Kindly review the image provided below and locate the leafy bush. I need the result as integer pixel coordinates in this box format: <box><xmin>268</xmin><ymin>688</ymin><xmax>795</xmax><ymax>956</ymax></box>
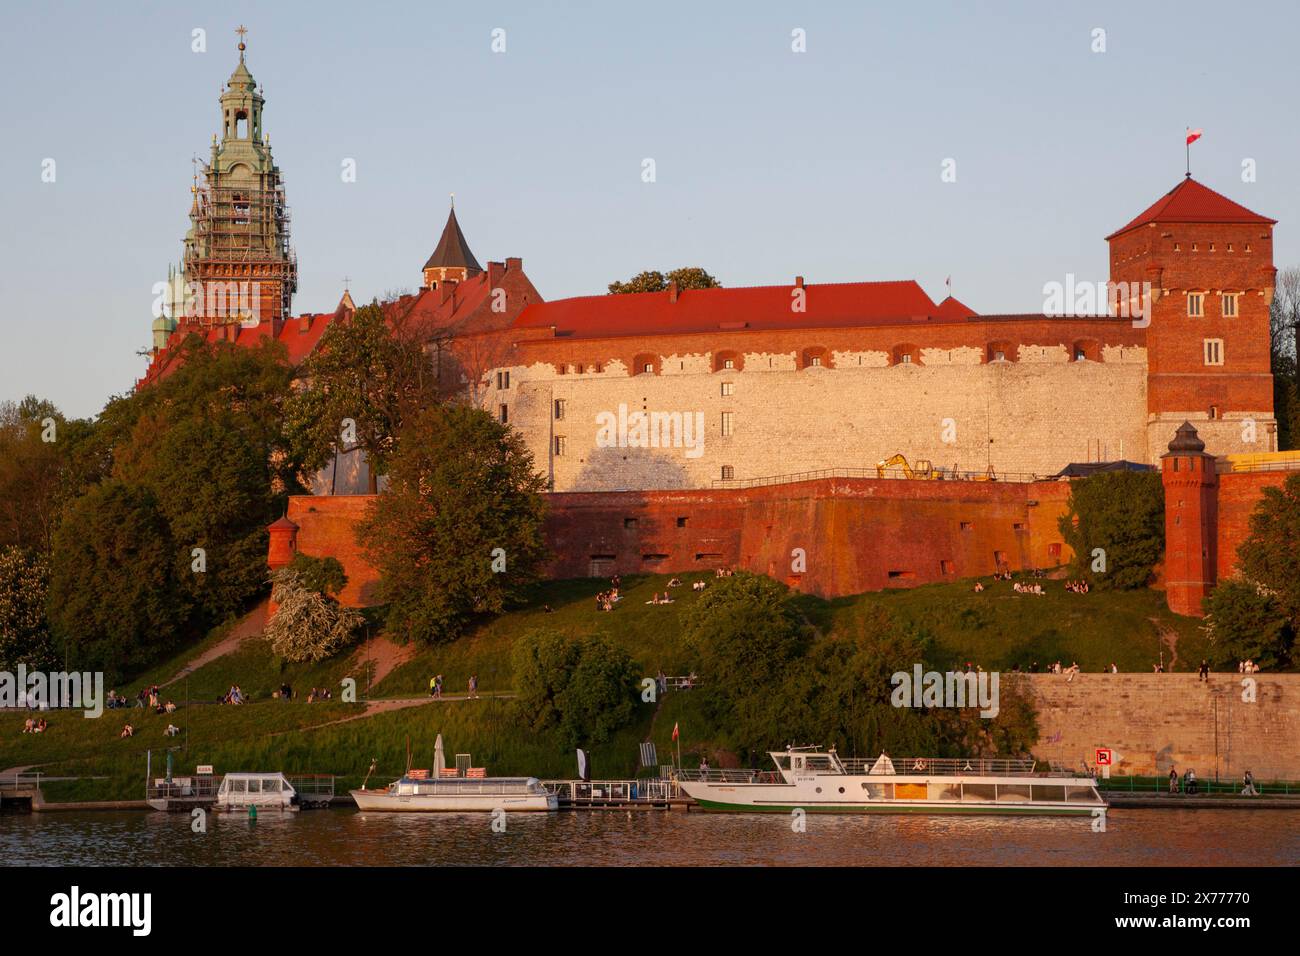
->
<box><xmin>511</xmin><ymin>628</ymin><xmax>639</xmax><ymax>747</ymax></box>
<box><xmin>1202</xmin><ymin>580</ymin><xmax>1291</xmax><ymax>670</ymax></box>
<box><xmin>0</xmin><ymin>546</ymin><xmax>55</xmax><ymax>670</ymax></box>
<box><xmin>265</xmin><ymin>568</ymin><xmax>364</xmax><ymax>664</ymax></box>
<box><xmin>1058</xmin><ymin>471</ymin><xmax>1164</xmax><ymax>589</ymax></box>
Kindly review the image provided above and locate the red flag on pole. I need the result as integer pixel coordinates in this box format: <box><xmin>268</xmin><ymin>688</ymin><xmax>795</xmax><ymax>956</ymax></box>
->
<box><xmin>1185</xmin><ymin>128</ymin><xmax>1203</xmax><ymax>145</ymax></box>
<box><xmin>672</xmin><ymin>722</ymin><xmax>679</xmax><ymax>741</ymax></box>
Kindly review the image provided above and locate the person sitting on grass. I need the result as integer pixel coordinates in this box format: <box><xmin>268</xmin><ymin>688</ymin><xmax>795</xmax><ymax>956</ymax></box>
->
<box><xmin>33</xmin><ymin>718</ymin><xmax>47</xmax><ymax>734</ymax></box>
<box><xmin>164</xmin><ymin>724</ymin><xmax>180</xmax><ymax>737</ymax></box>
<box><xmin>22</xmin><ymin>718</ymin><xmax>34</xmax><ymax>733</ymax></box>
<box><xmin>120</xmin><ymin>723</ymin><xmax>134</xmax><ymax>738</ymax></box>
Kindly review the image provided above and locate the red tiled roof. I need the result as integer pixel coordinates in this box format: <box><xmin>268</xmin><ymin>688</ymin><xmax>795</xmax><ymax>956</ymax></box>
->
<box><xmin>1106</xmin><ymin>177</ymin><xmax>1275</xmax><ymax>240</ymax></box>
<box><xmin>512</xmin><ymin>280</ymin><xmax>942</xmax><ymax>339</ymax></box>
<box><xmin>934</xmin><ymin>295</ymin><xmax>976</xmax><ymax>320</ymax></box>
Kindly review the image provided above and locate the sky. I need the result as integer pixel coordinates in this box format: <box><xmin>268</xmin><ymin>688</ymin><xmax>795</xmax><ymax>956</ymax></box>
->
<box><xmin>2</xmin><ymin>0</ymin><xmax>1297</xmax><ymax>419</ymax></box>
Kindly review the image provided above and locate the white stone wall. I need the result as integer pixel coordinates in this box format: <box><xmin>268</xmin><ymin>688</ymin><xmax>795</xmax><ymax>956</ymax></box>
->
<box><xmin>483</xmin><ymin>347</ymin><xmax>1153</xmax><ymax>491</ymax></box>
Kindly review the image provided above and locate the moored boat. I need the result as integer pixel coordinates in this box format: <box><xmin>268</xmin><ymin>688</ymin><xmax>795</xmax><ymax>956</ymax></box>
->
<box><xmin>350</xmin><ymin>775</ymin><xmax>558</xmax><ymax>812</ymax></box>
<box><xmin>215</xmin><ymin>772</ymin><xmax>300</xmax><ymax>813</ymax></box>
<box><xmin>678</xmin><ymin>747</ymin><xmax>1106</xmax><ymax>816</ymax></box>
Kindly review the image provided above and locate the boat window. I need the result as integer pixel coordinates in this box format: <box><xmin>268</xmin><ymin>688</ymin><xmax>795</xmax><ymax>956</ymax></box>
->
<box><xmin>1032</xmin><ymin>785</ymin><xmax>1065</xmax><ymax>801</ymax></box>
<box><xmin>247</xmin><ymin>779</ymin><xmax>261</xmax><ymax>793</ymax></box>
<box><xmin>1066</xmin><ymin>786</ymin><xmax>1099</xmax><ymax>802</ymax></box>
<box><xmin>996</xmin><ymin>784</ymin><xmax>1032</xmax><ymax>802</ymax></box>
<box><xmin>860</xmin><ymin>782</ymin><xmax>892</xmax><ymax>800</ymax></box>
<box><xmin>929</xmin><ymin>782</ymin><xmax>961</xmax><ymax>801</ymax></box>
<box><xmin>263</xmin><ymin>778</ymin><xmax>281</xmax><ymax>792</ymax></box>
<box><xmin>805</xmin><ymin>756</ymin><xmax>835</xmax><ymax>772</ymax></box>
<box><xmin>961</xmin><ymin>783</ymin><xmax>996</xmax><ymax>802</ymax></box>
<box><xmin>230</xmin><ymin>779</ymin><xmax>246</xmax><ymax>793</ymax></box>
<box><xmin>894</xmin><ymin>782</ymin><xmax>927</xmax><ymax>801</ymax></box>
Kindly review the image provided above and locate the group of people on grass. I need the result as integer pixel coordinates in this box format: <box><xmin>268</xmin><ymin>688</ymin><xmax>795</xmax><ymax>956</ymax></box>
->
<box><xmin>20</xmin><ymin>718</ymin><xmax>48</xmax><ymax>734</ymax></box>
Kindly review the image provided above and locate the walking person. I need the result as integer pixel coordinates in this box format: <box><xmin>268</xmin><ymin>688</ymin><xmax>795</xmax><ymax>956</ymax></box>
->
<box><xmin>468</xmin><ymin>674</ymin><xmax>478</xmax><ymax>700</ymax></box>
<box><xmin>1168</xmin><ymin>768</ymin><xmax>1179</xmax><ymax>794</ymax></box>
<box><xmin>434</xmin><ymin>674</ymin><xmax>443</xmax><ymax>699</ymax></box>
<box><xmin>428</xmin><ymin>675</ymin><xmax>437</xmax><ymax>698</ymax></box>
<box><xmin>1198</xmin><ymin>659</ymin><xmax>1210</xmax><ymax>682</ymax></box>
<box><xmin>1242</xmin><ymin>770</ymin><xmax>1258</xmax><ymax>796</ymax></box>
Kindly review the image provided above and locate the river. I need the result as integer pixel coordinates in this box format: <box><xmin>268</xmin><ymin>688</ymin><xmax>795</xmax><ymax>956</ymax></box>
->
<box><xmin>3</xmin><ymin>808</ymin><xmax>1296</xmax><ymax>866</ymax></box>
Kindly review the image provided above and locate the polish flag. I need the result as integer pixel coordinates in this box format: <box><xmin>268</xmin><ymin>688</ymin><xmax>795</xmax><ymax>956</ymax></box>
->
<box><xmin>1186</xmin><ymin>128</ymin><xmax>1203</xmax><ymax>145</ymax></box>
<box><xmin>672</xmin><ymin>722</ymin><xmax>680</xmax><ymax>741</ymax></box>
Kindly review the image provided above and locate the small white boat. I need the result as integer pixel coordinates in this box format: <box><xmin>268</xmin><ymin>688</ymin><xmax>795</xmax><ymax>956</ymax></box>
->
<box><xmin>679</xmin><ymin>747</ymin><xmax>1106</xmax><ymax>817</ymax></box>
<box><xmin>351</xmin><ymin>776</ymin><xmax>558</xmax><ymax>812</ymax></box>
<box><xmin>216</xmin><ymin>772</ymin><xmax>300</xmax><ymax>813</ymax></box>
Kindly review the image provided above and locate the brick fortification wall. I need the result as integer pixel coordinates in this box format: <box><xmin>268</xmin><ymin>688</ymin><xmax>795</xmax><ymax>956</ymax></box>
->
<box><xmin>547</xmin><ymin>477</ymin><xmax>1073</xmax><ymax>595</ymax></box>
<box><xmin>1020</xmin><ymin>673</ymin><xmax>1300</xmax><ymax>781</ymax></box>
<box><xmin>284</xmin><ymin>496</ymin><xmax>381</xmax><ymax>607</ymax></box>
<box><xmin>1214</xmin><ymin>470</ymin><xmax>1291</xmax><ymax>578</ymax></box>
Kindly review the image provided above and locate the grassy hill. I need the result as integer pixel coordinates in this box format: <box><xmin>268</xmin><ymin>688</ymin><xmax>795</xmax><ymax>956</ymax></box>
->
<box><xmin>3</xmin><ymin>572</ymin><xmax>1213</xmax><ymax>802</ymax></box>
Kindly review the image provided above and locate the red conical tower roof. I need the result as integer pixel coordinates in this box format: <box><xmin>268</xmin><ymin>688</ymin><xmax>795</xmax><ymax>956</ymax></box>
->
<box><xmin>1106</xmin><ymin>177</ymin><xmax>1275</xmax><ymax>240</ymax></box>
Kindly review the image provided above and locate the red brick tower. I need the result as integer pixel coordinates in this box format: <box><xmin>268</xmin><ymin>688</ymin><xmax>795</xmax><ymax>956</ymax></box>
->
<box><xmin>1107</xmin><ymin>178</ymin><xmax>1277</xmax><ymax>463</ymax></box>
<box><xmin>266</xmin><ymin>515</ymin><xmax>299</xmax><ymax>618</ymax></box>
<box><xmin>1161</xmin><ymin>421</ymin><xmax>1217</xmax><ymax>616</ymax></box>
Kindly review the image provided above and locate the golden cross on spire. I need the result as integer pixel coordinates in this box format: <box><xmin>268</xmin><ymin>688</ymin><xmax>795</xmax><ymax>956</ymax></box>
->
<box><xmin>236</xmin><ymin>25</ymin><xmax>248</xmax><ymax>54</ymax></box>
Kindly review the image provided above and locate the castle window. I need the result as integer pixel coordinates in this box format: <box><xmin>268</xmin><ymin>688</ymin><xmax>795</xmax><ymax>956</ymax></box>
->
<box><xmin>499</xmin><ymin>404</ymin><xmax>509</xmax><ymax>423</ymax></box>
<box><xmin>1222</xmin><ymin>293</ymin><xmax>1239</xmax><ymax>317</ymax></box>
<box><xmin>677</xmin><ymin>516</ymin><xmax>688</xmax><ymax>528</ymax></box>
<box><xmin>801</xmin><ymin>346</ymin><xmax>829</xmax><ymax>369</ymax></box>
<box><xmin>892</xmin><ymin>344</ymin><xmax>921</xmax><ymax>366</ymax></box>
<box><xmin>1208</xmin><ymin>405</ymin><xmax>1219</xmax><ymax>420</ymax></box>
<box><xmin>1203</xmin><ymin>339</ymin><xmax>1224</xmax><ymax>366</ymax></box>
<box><xmin>940</xmin><ymin>560</ymin><xmax>954</xmax><ymax>575</ymax></box>
<box><xmin>554</xmin><ymin>435</ymin><xmax>567</xmax><ymax>456</ymax></box>
<box><xmin>959</xmin><ymin>521</ymin><xmax>973</xmax><ymax>532</ymax></box>
<box><xmin>1188</xmin><ymin>293</ymin><xmax>1204</xmax><ymax>317</ymax></box>
<box><xmin>624</xmin><ymin>518</ymin><xmax>638</xmax><ymax>530</ymax></box>
<box><xmin>714</xmin><ymin>350</ymin><xmax>742</xmax><ymax>372</ymax></box>
<box><xmin>496</xmin><ymin>370</ymin><xmax>510</xmax><ymax>389</ymax></box>
<box><xmin>721</xmin><ymin>381</ymin><xmax>735</xmax><ymax>397</ymax></box>
<box><xmin>633</xmin><ymin>353</ymin><xmax>658</xmax><ymax>375</ymax></box>
<box><xmin>986</xmin><ymin>341</ymin><xmax>1013</xmax><ymax>363</ymax></box>
<box><xmin>554</xmin><ymin>399</ymin><xmax>566</xmax><ymax>421</ymax></box>
<box><xmin>1228</xmin><ymin>244</ymin><xmax>1234</xmax><ymax>252</ymax></box>
<box><xmin>1072</xmin><ymin>339</ymin><xmax>1099</xmax><ymax>362</ymax></box>
<box><xmin>721</xmin><ymin>465</ymin><xmax>735</xmax><ymax>481</ymax></box>
<box><xmin>721</xmin><ymin>412</ymin><xmax>734</xmax><ymax>437</ymax></box>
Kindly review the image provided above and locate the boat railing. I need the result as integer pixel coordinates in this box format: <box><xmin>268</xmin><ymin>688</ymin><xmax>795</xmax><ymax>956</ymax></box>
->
<box><xmin>677</xmin><ymin>769</ymin><xmax>785</xmax><ymax>784</ymax></box>
<box><xmin>543</xmin><ymin>778</ymin><xmax>682</xmax><ymax>802</ymax></box>
<box><xmin>146</xmin><ymin>775</ymin><xmax>221</xmax><ymax>801</ymax></box>
<box><xmin>288</xmin><ymin>774</ymin><xmax>336</xmax><ymax>797</ymax></box>
<box><xmin>836</xmin><ymin>757</ymin><xmax>1039</xmax><ymax>776</ymax></box>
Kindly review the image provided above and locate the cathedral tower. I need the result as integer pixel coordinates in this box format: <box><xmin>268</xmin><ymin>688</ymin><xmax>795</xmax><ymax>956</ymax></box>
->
<box><xmin>177</xmin><ymin>28</ymin><xmax>297</xmax><ymax>335</ymax></box>
<box><xmin>422</xmin><ymin>198</ymin><xmax>482</xmax><ymax>289</ymax></box>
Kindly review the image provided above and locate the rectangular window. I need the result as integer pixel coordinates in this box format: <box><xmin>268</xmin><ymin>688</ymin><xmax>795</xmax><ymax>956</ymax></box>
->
<box><xmin>721</xmin><ymin>465</ymin><xmax>735</xmax><ymax>481</ymax></box>
<box><xmin>676</xmin><ymin>516</ymin><xmax>688</xmax><ymax>528</ymax></box>
<box><xmin>959</xmin><ymin>521</ymin><xmax>973</xmax><ymax>532</ymax></box>
<box><xmin>723</xmin><ymin>358</ymin><xmax>735</xmax><ymax>370</ymax></box>
<box><xmin>496</xmin><ymin>370</ymin><xmax>510</xmax><ymax>389</ymax></box>
<box><xmin>624</xmin><ymin>518</ymin><xmax>637</xmax><ymax>530</ymax></box>
<box><xmin>1188</xmin><ymin>293</ymin><xmax>1204</xmax><ymax>317</ymax></box>
<box><xmin>720</xmin><ymin>412</ymin><xmax>734</xmax><ymax>437</ymax></box>
<box><xmin>1204</xmin><ymin>338</ymin><xmax>1224</xmax><ymax>366</ymax></box>
<box><xmin>1222</xmin><ymin>293</ymin><xmax>1238</xmax><ymax>317</ymax></box>
<box><xmin>720</xmin><ymin>382</ymin><xmax>735</xmax><ymax>397</ymax></box>
<box><xmin>809</xmin><ymin>355</ymin><xmax>822</xmax><ymax>367</ymax></box>
<box><xmin>553</xmin><ymin>436</ymin><xmax>566</xmax><ymax>457</ymax></box>
<box><xmin>499</xmin><ymin>404</ymin><xmax>508</xmax><ymax>423</ymax></box>
<box><xmin>554</xmin><ymin>398</ymin><xmax>566</xmax><ymax>421</ymax></box>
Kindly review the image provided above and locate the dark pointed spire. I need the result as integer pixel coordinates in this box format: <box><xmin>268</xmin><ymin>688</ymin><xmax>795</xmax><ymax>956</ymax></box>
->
<box><xmin>1166</xmin><ymin>421</ymin><xmax>1206</xmax><ymax>454</ymax></box>
<box><xmin>423</xmin><ymin>201</ymin><xmax>483</xmax><ymax>275</ymax></box>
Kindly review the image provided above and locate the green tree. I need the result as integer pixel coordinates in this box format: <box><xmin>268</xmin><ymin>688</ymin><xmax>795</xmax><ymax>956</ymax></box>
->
<box><xmin>0</xmin><ymin>398</ymin><xmax>99</xmax><ymax>554</ymax></box>
<box><xmin>510</xmin><ymin>628</ymin><xmax>639</xmax><ymax>747</ymax></box>
<box><xmin>265</xmin><ymin>567</ymin><xmax>364</xmax><ymax>663</ymax></box>
<box><xmin>608</xmin><ymin>267</ymin><xmax>721</xmax><ymax>294</ymax></box>
<box><xmin>288</xmin><ymin>553</ymin><xmax>348</xmax><ymax>597</ymax></box>
<box><xmin>357</xmin><ymin>404</ymin><xmax>548</xmax><ymax>644</ymax></box>
<box><xmin>1270</xmin><ymin>266</ymin><xmax>1300</xmax><ymax>451</ymax></box>
<box><xmin>0</xmin><ymin>546</ymin><xmax>55</xmax><ymax>670</ymax></box>
<box><xmin>285</xmin><ymin>302</ymin><xmax>438</xmax><ymax>493</ymax></box>
<box><xmin>47</xmin><ymin>481</ymin><xmax>191</xmax><ymax>678</ymax></box>
<box><xmin>1201</xmin><ymin>580</ymin><xmax>1291</xmax><ymax>670</ymax></box>
<box><xmin>1058</xmin><ymin>471</ymin><xmax>1164</xmax><ymax>589</ymax></box>
<box><xmin>1236</xmin><ymin>472</ymin><xmax>1300</xmax><ymax>630</ymax></box>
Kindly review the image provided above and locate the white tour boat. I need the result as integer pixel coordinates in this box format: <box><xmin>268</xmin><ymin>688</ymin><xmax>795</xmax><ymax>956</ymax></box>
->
<box><xmin>216</xmin><ymin>772</ymin><xmax>300</xmax><ymax>813</ymax></box>
<box><xmin>350</xmin><ymin>775</ymin><xmax>558</xmax><ymax>812</ymax></box>
<box><xmin>678</xmin><ymin>747</ymin><xmax>1106</xmax><ymax>816</ymax></box>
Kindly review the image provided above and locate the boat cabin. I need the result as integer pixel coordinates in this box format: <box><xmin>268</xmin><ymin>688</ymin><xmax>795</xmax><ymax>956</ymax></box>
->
<box><xmin>217</xmin><ymin>772</ymin><xmax>297</xmax><ymax>810</ymax></box>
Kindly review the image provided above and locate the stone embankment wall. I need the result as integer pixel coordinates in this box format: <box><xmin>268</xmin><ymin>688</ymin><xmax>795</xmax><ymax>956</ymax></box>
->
<box><xmin>1018</xmin><ymin>673</ymin><xmax>1300</xmax><ymax>781</ymax></box>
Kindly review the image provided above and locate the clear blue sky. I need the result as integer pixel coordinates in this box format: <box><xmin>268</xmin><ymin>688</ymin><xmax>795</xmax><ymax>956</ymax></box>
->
<box><xmin>2</xmin><ymin>0</ymin><xmax>1296</xmax><ymax>418</ymax></box>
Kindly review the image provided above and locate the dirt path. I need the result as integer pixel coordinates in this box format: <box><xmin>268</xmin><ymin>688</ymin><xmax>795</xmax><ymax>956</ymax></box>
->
<box><xmin>160</xmin><ymin>601</ymin><xmax>268</xmax><ymax>689</ymax></box>
<box><xmin>350</xmin><ymin>635</ymin><xmax>416</xmax><ymax>689</ymax></box>
<box><xmin>1151</xmin><ymin>617</ymin><xmax>1180</xmax><ymax>671</ymax></box>
<box><xmin>265</xmin><ymin>692</ymin><xmax>515</xmax><ymax>738</ymax></box>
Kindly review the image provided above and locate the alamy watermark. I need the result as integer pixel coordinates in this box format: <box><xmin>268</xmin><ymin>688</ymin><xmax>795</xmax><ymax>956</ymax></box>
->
<box><xmin>1</xmin><ymin>665</ymin><xmax>104</xmax><ymax>718</ymax></box>
<box><xmin>1042</xmin><ymin>274</ymin><xmax>1152</xmax><ymax>328</ymax></box>
<box><xmin>595</xmin><ymin>403</ymin><xmax>705</xmax><ymax>459</ymax></box>
<box><xmin>890</xmin><ymin>665</ymin><xmax>999</xmax><ymax>718</ymax></box>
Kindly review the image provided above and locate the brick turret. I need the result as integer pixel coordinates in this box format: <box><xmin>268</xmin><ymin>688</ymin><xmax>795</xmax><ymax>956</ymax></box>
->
<box><xmin>266</xmin><ymin>515</ymin><xmax>299</xmax><ymax>618</ymax></box>
<box><xmin>1160</xmin><ymin>422</ymin><xmax>1217</xmax><ymax>616</ymax></box>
